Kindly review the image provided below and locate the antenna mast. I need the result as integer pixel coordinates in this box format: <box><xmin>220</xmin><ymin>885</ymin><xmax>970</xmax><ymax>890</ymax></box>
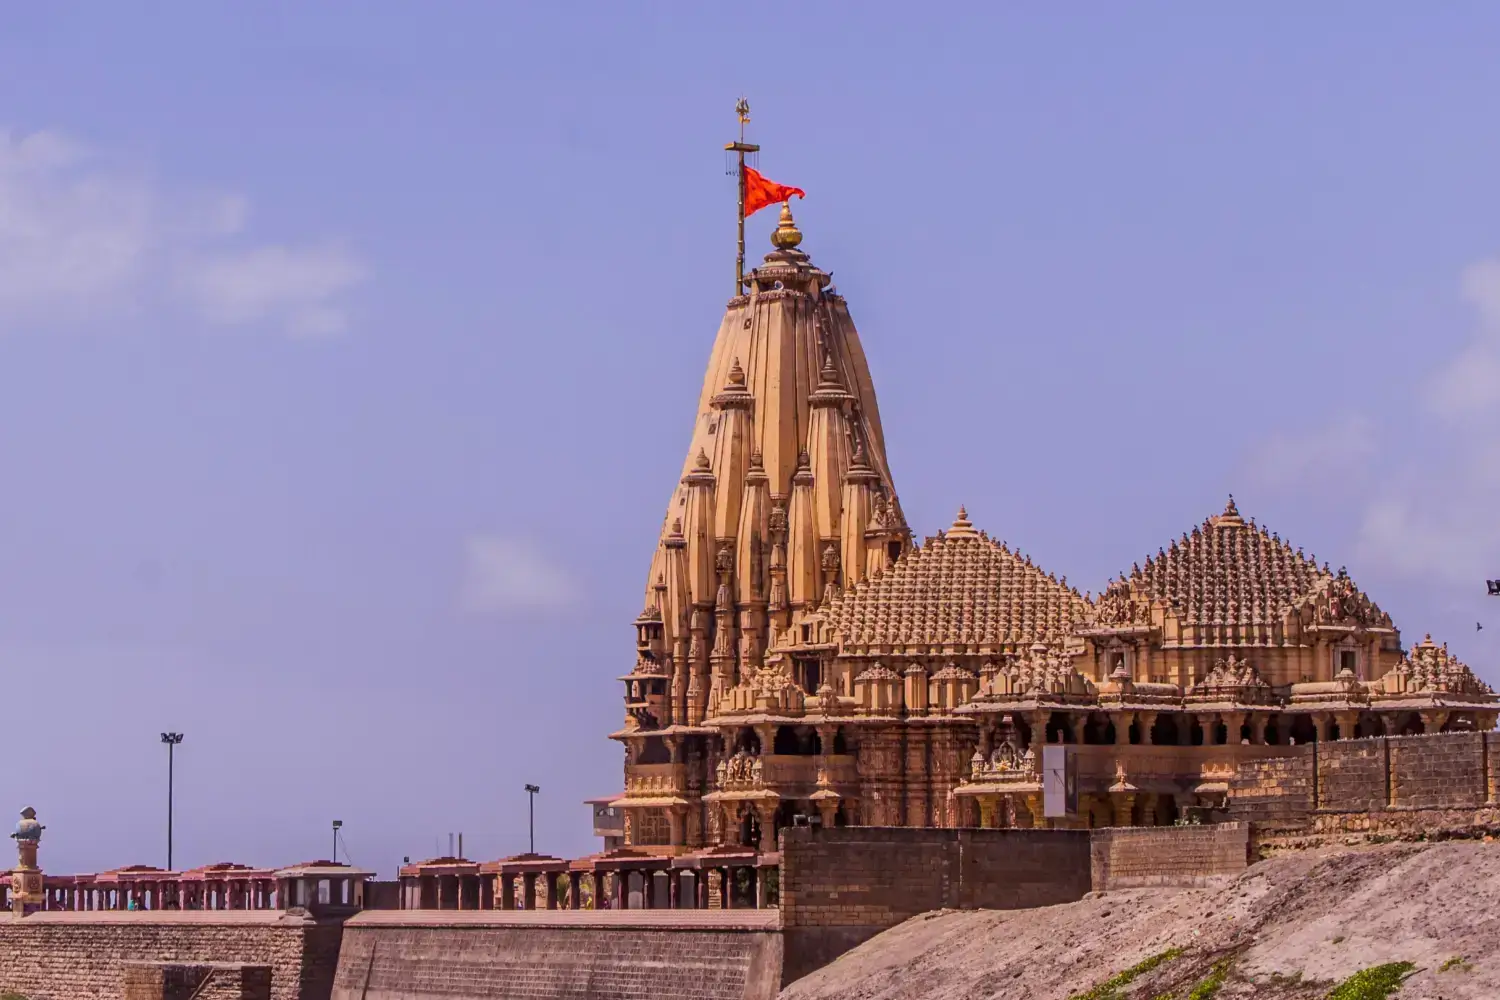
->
<box><xmin>726</xmin><ymin>97</ymin><xmax>760</xmax><ymax>296</ymax></box>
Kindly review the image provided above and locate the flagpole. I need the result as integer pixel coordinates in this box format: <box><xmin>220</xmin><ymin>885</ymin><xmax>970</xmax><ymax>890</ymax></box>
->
<box><xmin>726</xmin><ymin>98</ymin><xmax>759</xmax><ymax>296</ymax></box>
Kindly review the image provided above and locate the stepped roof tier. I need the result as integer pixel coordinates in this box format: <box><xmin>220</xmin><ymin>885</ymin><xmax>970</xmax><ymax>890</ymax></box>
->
<box><xmin>816</xmin><ymin>506</ymin><xmax>1090</xmax><ymax>654</ymax></box>
<box><xmin>1083</xmin><ymin>496</ymin><xmax>1395</xmax><ymax>646</ymax></box>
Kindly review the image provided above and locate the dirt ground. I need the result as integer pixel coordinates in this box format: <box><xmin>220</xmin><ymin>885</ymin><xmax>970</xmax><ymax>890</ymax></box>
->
<box><xmin>781</xmin><ymin>841</ymin><xmax>1500</xmax><ymax>999</ymax></box>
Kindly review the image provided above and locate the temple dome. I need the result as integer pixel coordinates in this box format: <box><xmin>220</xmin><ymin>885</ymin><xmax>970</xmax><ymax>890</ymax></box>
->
<box><xmin>816</xmin><ymin>507</ymin><xmax>1089</xmax><ymax>653</ymax></box>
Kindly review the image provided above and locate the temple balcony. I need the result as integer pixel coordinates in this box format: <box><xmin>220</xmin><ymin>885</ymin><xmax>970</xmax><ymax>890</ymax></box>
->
<box><xmin>622</xmin><ymin>762</ymin><xmax>688</xmax><ymax>799</ymax></box>
<box><xmin>712</xmin><ymin>753</ymin><xmax>858</xmax><ymax>797</ymax></box>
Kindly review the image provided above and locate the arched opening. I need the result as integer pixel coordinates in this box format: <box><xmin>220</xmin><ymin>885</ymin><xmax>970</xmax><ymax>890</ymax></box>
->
<box><xmin>1083</xmin><ymin>715</ymin><xmax>1110</xmax><ymax>745</ymax></box>
<box><xmin>1190</xmin><ymin>719</ymin><xmax>1205</xmax><ymax>746</ymax></box>
<box><xmin>1289</xmin><ymin>715</ymin><xmax>1317</xmax><ymax>745</ymax></box>
<box><xmin>1151</xmin><ymin>714</ymin><xmax>1178</xmax><ymax>746</ymax></box>
<box><xmin>832</xmin><ymin>729</ymin><xmax>850</xmax><ymax>755</ymax></box>
<box><xmin>1397</xmin><ymin>712</ymin><xmax>1424</xmax><ymax>736</ymax></box>
<box><xmin>736</xmin><ymin>729</ymin><xmax>761</xmax><ymax>754</ymax></box>
<box><xmin>1158</xmin><ymin>794</ymin><xmax>1180</xmax><ymax>826</ymax></box>
<box><xmin>1213</xmin><ymin>721</ymin><xmax>1229</xmax><ymax>745</ymax></box>
<box><xmin>1127</xmin><ymin>718</ymin><xmax>1142</xmax><ymax>745</ymax></box>
<box><xmin>1046</xmin><ymin>712</ymin><xmax>1069</xmax><ymax>744</ymax></box>
<box><xmin>1263</xmin><ymin>715</ymin><xmax>1282</xmax><ymax>745</ymax></box>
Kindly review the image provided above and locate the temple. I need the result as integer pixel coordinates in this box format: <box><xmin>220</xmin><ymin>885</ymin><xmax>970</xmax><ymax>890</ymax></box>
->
<box><xmin>612</xmin><ymin>203</ymin><xmax>1498</xmax><ymax>853</ymax></box>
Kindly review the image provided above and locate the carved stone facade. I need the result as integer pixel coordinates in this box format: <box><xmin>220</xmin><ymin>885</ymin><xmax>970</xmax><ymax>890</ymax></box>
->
<box><xmin>612</xmin><ymin>212</ymin><xmax>1497</xmax><ymax>854</ymax></box>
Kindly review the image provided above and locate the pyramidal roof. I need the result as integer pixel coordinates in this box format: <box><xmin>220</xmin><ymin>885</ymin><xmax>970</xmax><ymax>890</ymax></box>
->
<box><xmin>822</xmin><ymin>507</ymin><xmax>1090</xmax><ymax>652</ymax></box>
<box><xmin>1099</xmin><ymin>496</ymin><xmax>1393</xmax><ymax>631</ymax></box>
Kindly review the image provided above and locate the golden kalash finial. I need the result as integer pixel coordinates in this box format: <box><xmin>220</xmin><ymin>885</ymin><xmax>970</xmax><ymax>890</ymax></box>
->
<box><xmin>771</xmin><ymin>201</ymin><xmax>802</xmax><ymax>250</ymax></box>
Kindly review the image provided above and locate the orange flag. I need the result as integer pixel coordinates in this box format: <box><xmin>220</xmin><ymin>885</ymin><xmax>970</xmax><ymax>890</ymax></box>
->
<box><xmin>744</xmin><ymin>166</ymin><xmax>806</xmax><ymax>217</ymax></box>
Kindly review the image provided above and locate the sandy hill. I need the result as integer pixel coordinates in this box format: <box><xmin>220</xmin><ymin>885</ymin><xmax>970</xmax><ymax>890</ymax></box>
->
<box><xmin>782</xmin><ymin>841</ymin><xmax>1500</xmax><ymax>999</ymax></box>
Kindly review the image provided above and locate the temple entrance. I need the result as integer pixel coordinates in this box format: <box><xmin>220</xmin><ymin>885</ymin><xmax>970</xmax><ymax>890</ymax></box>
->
<box><xmin>739</xmin><ymin>810</ymin><xmax>761</xmax><ymax>849</ymax></box>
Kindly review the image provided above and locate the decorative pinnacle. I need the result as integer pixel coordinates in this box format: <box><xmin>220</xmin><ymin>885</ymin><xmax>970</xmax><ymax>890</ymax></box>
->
<box><xmin>771</xmin><ymin>201</ymin><xmax>802</xmax><ymax>250</ymax></box>
<box><xmin>947</xmin><ymin>505</ymin><xmax>979</xmax><ymax>539</ymax></box>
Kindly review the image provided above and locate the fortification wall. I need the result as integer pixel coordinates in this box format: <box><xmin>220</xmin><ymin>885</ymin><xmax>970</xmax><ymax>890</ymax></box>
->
<box><xmin>778</xmin><ymin>826</ymin><xmax>1093</xmax><ymax>983</ymax></box>
<box><xmin>331</xmin><ymin>910</ymin><xmax>783</xmax><ymax>1000</ymax></box>
<box><xmin>1229</xmin><ymin>731</ymin><xmax>1500</xmax><ymax>847</ymax></box>
<box><xmin>0</xmin><ymin>911</ymin><xmax>342</xmax><ymax>1000</ymax></box>
<box><xmin>1089</xmin><ymin>822</ymin><xmax>1249</xmax><ymax>889</ymax></box>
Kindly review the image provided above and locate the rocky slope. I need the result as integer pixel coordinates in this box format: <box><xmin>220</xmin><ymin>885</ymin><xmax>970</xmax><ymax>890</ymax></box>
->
<box><xmin>782</xmin><ymin>841</ymin><xmax>1500</xmax><ymax>999</ymax></box>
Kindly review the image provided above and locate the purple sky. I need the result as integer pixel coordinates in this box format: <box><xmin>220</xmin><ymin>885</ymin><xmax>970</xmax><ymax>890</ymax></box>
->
<box><xmin>4</xmin><ymin>5</ymin><xmax>1500</xmax><ymax>878</ymax></box>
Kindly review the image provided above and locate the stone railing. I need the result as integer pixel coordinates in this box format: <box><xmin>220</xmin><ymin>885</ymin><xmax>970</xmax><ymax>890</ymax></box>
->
<box><xmin>714</xmin><ymin>754</ymin><xmax>858</xmax><ymax>792</ymax></box>
<box><xmin>623</xmin><ymin>763</ymin><xmax>686</xmax><ymax>798</ymax></box>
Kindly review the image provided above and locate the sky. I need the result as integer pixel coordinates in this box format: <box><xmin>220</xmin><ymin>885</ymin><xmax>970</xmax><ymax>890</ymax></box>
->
<box><xmin>4</xmin><ymin>5</ymin><xmax>1500</xmax><ymax>878</ymax></box>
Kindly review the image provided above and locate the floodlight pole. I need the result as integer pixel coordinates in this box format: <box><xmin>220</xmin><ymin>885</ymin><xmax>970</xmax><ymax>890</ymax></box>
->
<box><xmin>160</xmin><ymin>733</ymin><xmax>184</xmax><ymax>870</ymax></box>
<box><xmin>525</xmin><ymin>784</ymin><xmax>540</xmax><ymax>854</ymax></box>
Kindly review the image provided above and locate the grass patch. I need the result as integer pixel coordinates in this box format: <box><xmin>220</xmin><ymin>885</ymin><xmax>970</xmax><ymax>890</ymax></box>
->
<box><xmin>1324</xmin><ymin>962</ymin><xmax>1416</xmax><ymax>1000</ymax></box>
<box><xmin>1069</xmin><ymin>947</ymin><xmax>1185</xmax><ymax>1000</ymax></box>
<box><xmin>1439</xmin><ymin>955</ymin><xmax>1473</xmax><ymax>973</ymax></box>
<box><xmin>1186</xmin><ymin>958</ymin><xmax>1233</xmax><ymax>999</ymax></box>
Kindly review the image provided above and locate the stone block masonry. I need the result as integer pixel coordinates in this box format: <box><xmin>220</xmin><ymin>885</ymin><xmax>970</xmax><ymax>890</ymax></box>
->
<box><xmin>122</xmin><ymin>962</ymin><xmax>272</xmax><ymax>1000</ymax></box>
<box><xmin>331</xmin><ymin>910</ymin><xmax>784</xmax><ymax>1000</ymax></box>
<box><xmin>0</xmin><ymin>911</ymin><xmax>343</xmax><ymax>1000</ymax></box>
<box><xmin>778</xmin><ymin>826</ymin><xmax>1093</xmax><ymax>983</ymax></box>
<box><xmin>1090</xmin><ymin>823</ymin><xmax>1249</xmax><ymax>890</ymax></box>
<box><xmin>1229</xmin><ymin>731</ymin><xmax>1500</xmax><ymax>847</ymax></box>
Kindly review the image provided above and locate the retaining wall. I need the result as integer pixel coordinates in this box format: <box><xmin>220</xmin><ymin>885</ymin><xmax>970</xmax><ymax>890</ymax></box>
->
<box><xmin>0</xmin><ymin>911</ymin><xmax>342</xmax><ymax>1000</ymax></box>
<box><xmin>1090</xmin><ymin>822</ymin><xmax>1249</xmax><ymax>889</ymax></box>
<box><xmin>1229</xmin><ymin>731</ymin><xmax>1500</xmax><ymax>847</ymax></box>
<box><xmin>779</xmin><ymin>826</ymin><xmax>1093</xmax><ymax>983</ymax></box>
<box><xmin>331</xmin><ymin>910</ymin><xmax>783</xmax><ymax>1000</ymax></box>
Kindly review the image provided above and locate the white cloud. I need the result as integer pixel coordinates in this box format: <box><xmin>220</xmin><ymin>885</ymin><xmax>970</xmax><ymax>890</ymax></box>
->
<box><xmin>459</xmin><ymin>535</ymin><xmax>574</xmax><ymax>614</ymax></box>
<box><xmin>0</xmin><ymin>126</ymin><xmax>365</xmax><ymax>336</ymax></box>
<box><xmin>1242</xmin><ymin>413</ymin><xmax>1376</xmax><ymax>493</ymax></box>
<box><xmin>1349</xmin><ymin>260</ymin><xmax>1500</xmax><ymax>589</ymax></box>
<box><xmin>1426</xmin><ymin>257</ymin><xmax>1500</xmax><ymax>418</ymax></box>
<box><xmin>1241</xmin><ymin>258</ymin><xmax>1500</xmax><ymax>598</ymax></box>
<box><xmin>179</xmin><ymin>244</ymin><xmax>365</xmax><ymax>338</ymax></box>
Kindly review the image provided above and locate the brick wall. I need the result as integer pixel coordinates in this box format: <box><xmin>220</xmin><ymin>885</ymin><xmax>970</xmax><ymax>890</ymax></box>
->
<box><xmin>1089</xmin><ymin>823</ymin><xmax>1249</xmax><ymax>890</ymax></box>
<box><xmin>1228</xmin><ymin>731</ymin><xmax>1500</xmax><ymax>847</ymax></box>
<box><xmin>331</xmin><ymin>910</ymin><xmax>783</xmax><ymax>1000</ymax></box>
<box><xmin>778</xmin><ymin>826</ymin><xmax>1092</xmax><ymax>982</ymax></box>
<box><xmin>0</xmin><ymin>911</ymin><xmax>343</xmax><ymax>1000</ymax></box>
<box><xmin>122</xmin><ymin>962</ymin><xmax>272</xmax><ymax>1000</ymax></box>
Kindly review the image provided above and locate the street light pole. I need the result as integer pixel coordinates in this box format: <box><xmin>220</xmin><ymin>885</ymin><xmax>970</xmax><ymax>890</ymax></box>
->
<box><xmin>160</xmin><ymin>733</ymin><xmax>184</xmax><ymax>870</ymax></box>
<box><xmin>524</xmin><ymin>784</ymin><xmax>540</xmax><ymax>854</ymax></box>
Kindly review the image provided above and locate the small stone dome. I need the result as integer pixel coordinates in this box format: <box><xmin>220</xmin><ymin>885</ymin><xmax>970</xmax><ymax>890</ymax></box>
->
<box><xmin>12</xmin><ymin>806</ymin><xmax>42</xmax><ymax>842</ymax></box>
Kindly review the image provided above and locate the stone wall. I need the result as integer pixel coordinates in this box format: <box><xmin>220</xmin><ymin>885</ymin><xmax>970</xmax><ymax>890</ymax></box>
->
<box><xmin>1089</xmin><ymin>823</ymin><xmax>1249</xmax><ymax>889</ymax></box>
<box><xmin>122</xmin><ymin>962</ymin><xmax>272</xmax><ymax>1000</ymax></box>
<box><xmin>1229</xmin><ymin>731</ymin><xmax>1500</xmax><ymax>847</ymax></box>
<box><xmin>331</xmin><ymin>910</ymin><xmax>784</xmax><ymax>1000</ymax></box>
<box><xmin>778</xmin><ymin>826</ymin><xmax>1093</xmax><ymax>983</ymax></box>
<box><xmin>0</xmin><ymin>911</ymin><xmax>343</xmax><ymax>1000</ymax></box>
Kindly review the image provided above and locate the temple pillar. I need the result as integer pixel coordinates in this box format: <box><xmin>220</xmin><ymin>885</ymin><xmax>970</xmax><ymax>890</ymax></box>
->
<box><xmin>1070</xmin><ymin>714</ymin><xmax>1086</xmax><ymax>744</ymax></box>
<box><xmin>568</xmin><ymin>874</ymin><xmax>582</xmax><ymax>910</ymax></box>
<box><xmin>1138</xmin><ymin>793</ymin><xmax>1158</xmax><ymax>827</ymax></box>
<box><xmin>1112</xmin><ymin>712</ymin><xmax>1135</xmax><ymax>745</ymax></box>
<box><xmin>977</xmin><ymin>796</ymin><xmax>998</xmax><ymax>830</ymax></box>
<box><xmin>667</xmin><ymin>807</ymin><xmax>686</xmax><ymax>847</ymax></box>
<box><xmin>545</xmin><ymin>873</ymin><xmax>559</xmax><ymax>910</ymax></box>
<box><xmin>1111</xmin><ymin>793</ymin><xmax>1136</xmax><ymax>828</ymax></box>
<box><xmin>816</xmin><ymin>798</ymin><xmax>838</xmax><ymax>829</ymax></box>
<box><xmin>1023</xmin><ymin>793</ymin><xmax>1046</xmax><ymax>829</ymax></box>
<box><xmin>1313</xmin><ymin>713</ymin><xmax>1332</xmax><ymax>743</ymax></box>
<box><xmin>1333</xmin><ymin>710</ymin><xmax>1358</xmax><ymax>741</ymax></box>
<box><xmin>1026</xmin><ymin>711</ymin><xmax>1051</xmax><ymax>747</ymax></box>
<box><xmin>522</xmin><ymin>874</ymin><xmax>538</xmax><ymax>909</ymax></box>
<box><xmin>1136</xmin><ymin>711</ymin><xmax>1158</xmax><ymax>745</ymax></box>
<box><xmin>1250</xmin><ymin>713</ymin><xmax>1269</xmax><ymax>745</ymax></box>
<box><xmin>612</xmin><ymin>872</ymin><xmax>627</xmax><ymax>910</ymax></box>
<box><xmin>756</xmin><ymin>867</ymin><xmax>771</xmax><ymax>908</ymax></box>
<box><xmin>1223</xmin><ymin>712</ymin><xmax>1247</xmax><ymax>745</ymax></box>
<box><xmin>500</xmin><ymin>874</ymin><xmax>515</xmax><ymax>910</ymax></box>
<box><xmin>1198</xmin><ymin>713</ymin><xmax>1219</xmax><ymax>745</ymax></box>
<box><xmin>1420</xmin><ymin>710</ymin><xmax>1451</xmax><ymax>734</ymax></box>
<box><xmin>754</xmin><ymin>802</ymin><xmax>777</xmax><ymax>853</ymax></box>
